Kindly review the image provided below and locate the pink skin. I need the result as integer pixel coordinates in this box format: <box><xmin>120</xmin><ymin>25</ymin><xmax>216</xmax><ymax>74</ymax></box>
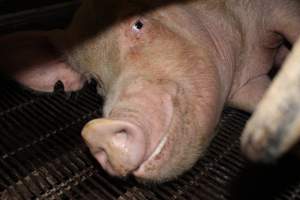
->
<box><xmin>77</xmin><ymin>11</ymin><xmax>222</xmax><ymax>181</ymax></box>
<box><xmin>1</xmin><ymin>0</ymin><xmax>300</xmax><ymax>182</ymax></box>
<box><xmin>83</xmin><ymin>80</ymin><xmax>176</xmax><ymax>176</ymax></box>
<box><xmin>0</xmin><ymin>31</ymin><xmax>85</xmax><ymax>92</ymax></box>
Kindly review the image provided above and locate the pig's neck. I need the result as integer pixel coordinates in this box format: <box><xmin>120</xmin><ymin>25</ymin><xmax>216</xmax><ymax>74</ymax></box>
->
<box><xmin>201</xmin><ymin>20</ymin><xmax>240</xmax><ymax>106</ymax></box>
<box><xmin>184</xmin><ymin>2</ymin><xmax>242</xmax><ymax>105</ymax></box>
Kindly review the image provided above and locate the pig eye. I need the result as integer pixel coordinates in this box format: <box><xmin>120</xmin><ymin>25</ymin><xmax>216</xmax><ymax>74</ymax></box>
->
<box><xmin>132</xmin><ymin>20</ymin><xmax>144</xmax><ymax>32</ymax></box>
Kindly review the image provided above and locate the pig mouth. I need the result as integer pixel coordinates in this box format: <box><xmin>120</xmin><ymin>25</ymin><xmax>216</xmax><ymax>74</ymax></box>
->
<box><xmin>115</xmin><ymin>88</ymin><xmax>177</xmax><ymax>179</ymax></box>
<box><xmin>131</xmin><ymin>105</ymin><xmax>175</xmax><ymax>178</ymax></box>
<box><xmin>133</xmin><ymin>129</ymin><xmax>170</xmax><ymax>175</ymax></box>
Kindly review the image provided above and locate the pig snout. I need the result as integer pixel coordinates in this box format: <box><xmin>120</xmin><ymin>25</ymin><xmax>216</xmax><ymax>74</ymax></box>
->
<box><xmin>82</xmin><ymin>78</ymin><xmax>178</xmax><ymax>180</ymax></box>
<box><xmin>82</xmin><ymin>119</ymin><xmax>146</xmax><ymax>176</ymax></box>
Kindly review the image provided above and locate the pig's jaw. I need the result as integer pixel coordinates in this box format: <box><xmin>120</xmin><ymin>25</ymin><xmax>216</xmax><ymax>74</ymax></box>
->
<box><xmin>132</xmin><ymin>130</ymin><xmax>169</xmax><ymax>176</ymax></box>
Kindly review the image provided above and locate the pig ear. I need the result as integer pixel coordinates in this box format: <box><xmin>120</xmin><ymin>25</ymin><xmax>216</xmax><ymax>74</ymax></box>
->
<box><xmin>0</xmin><ymin>31</ymin><xmax>85</xmax><ymax>92</ymax></box>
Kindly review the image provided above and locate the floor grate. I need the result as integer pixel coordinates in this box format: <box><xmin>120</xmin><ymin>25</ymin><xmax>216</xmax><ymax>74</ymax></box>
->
<box><xmin>0</xmin><ymin>79</ymin><xmax>300</xmax><ymax>200</ymax></box>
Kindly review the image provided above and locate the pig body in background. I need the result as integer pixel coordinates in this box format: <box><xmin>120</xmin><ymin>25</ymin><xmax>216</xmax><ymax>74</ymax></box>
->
<box><xmin>1</xmin><ymin>0</ymin><xmax>300</xmax><ymax>182</ymax></box>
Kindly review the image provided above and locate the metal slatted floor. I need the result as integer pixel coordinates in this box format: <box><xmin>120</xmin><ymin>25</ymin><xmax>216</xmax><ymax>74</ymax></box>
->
<box><xmin>0</xmin><ymin>79</ymin><xmax>300</xmax><ymax>200</ymax></box>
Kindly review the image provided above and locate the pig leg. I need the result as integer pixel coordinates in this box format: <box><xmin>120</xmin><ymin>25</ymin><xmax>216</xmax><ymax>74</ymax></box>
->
<box><xmin>241</xmin><ymin>38</ymin><xmax>300</xmax><ymax>161</ymax></box>
<box><xmin>241</xmin><ymin>0</ymin><xmax>300</xmax><ymax>161</ymax></box>
<box><xmin>0</xmin><ymin>30</ymin><xmax>85</xmax><ymax>92</ymax></box>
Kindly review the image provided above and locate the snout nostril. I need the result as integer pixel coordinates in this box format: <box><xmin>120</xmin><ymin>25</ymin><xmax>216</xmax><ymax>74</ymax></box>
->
<box><xmin>112</xmin><ymin>131</ymin><xmax>128</xmax><ymax>149</ymax></box>
<box><xmin>94</xmin><ymin>149</ymin><xmax>120</xmax><ymax>175</ymax></box>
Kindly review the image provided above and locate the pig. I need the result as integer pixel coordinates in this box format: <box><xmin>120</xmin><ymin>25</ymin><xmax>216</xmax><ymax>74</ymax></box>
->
<box><xmin>1</xmin><ymin>0</ymin><xmax>300</xmax><ymax>183</ymax></box>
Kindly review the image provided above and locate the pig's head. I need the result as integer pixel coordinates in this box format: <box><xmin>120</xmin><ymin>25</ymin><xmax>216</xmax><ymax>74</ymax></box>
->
<box><xmin>67</xmin><ymin>1</ymin><xmax>224</xmax><ymax>182</ymax></box>
<box><xmin>0</xmin><ymin>0</ymin><xmax>225</xmax><ymax>182</ymax></box>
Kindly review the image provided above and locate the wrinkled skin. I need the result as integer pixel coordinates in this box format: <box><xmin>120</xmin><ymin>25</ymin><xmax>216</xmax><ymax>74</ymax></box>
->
<box><xmin>1</xmin><ymin>0</ymin><xmax>300</xmax><ymax>182</ymax></box>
